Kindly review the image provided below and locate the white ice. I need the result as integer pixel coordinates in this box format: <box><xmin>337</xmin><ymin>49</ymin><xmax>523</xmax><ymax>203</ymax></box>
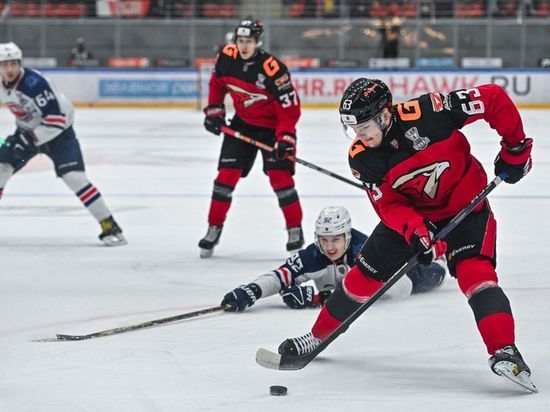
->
<box><xmin>1</xmin><ymin>108</ymin><xmax>549</xmax><ymax>411</ymax></box>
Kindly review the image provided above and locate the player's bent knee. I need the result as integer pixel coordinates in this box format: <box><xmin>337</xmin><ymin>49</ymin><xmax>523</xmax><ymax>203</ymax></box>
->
<box><xmin>455</xmin><ymin>257</ymin><xmax>498</xmax><ymax>298</ymax></box>
<box><xmin>267</xmin><ymin>169</ymin><xmax>294</xmax><ymax>190</ymax></box>
<box><xmin>342</xmin><ymin>266</ymin><xmax>384</xmax><ymax>303</ymax></box>
<box><xmin>216</xmin><ymin>168</ymin><xmax>242</xmax><ymax>186</ymax></box>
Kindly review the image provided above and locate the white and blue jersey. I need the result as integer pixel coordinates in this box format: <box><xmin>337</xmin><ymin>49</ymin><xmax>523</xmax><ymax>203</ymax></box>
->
<box><xmin>253</xmin><ymin>228</ymin><xmax>446</xmax><ymax>300</ymax></box>
<box><xmin>0</xmin><ymin>68</ymin><xmax>74</xmax><ymax>145</ymax></box>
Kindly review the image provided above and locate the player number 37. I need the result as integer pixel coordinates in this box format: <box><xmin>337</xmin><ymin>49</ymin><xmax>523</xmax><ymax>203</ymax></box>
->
<box><xmin>279</xmin><ymin>91</ymin><xmax>298</xmax><ymax>108</ymax></box>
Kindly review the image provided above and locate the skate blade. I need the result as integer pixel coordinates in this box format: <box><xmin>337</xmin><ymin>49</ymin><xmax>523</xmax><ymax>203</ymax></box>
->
<box><xmin>200</xmin><ymin>248</ymin><xmax>214</xmax><ymax>258</ymax></box>
<box><xmin>494</xmin><ymin>362</ymin><xmax>539</xmax><ymax>393</ymax></box>
<box><xmin>101</xmin><ymin>234</ymin><xmax>128</xmax><ymax>247</ymax></box>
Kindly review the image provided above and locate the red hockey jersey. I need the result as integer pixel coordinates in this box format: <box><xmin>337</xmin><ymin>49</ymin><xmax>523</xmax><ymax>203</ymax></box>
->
<box><xmin>208</xmin><ymin>44</ymin><xmax>301</xmax><ymax>137</ymax></box>
<box><xmin>348</xmin><ymin>84</ymin><xmax>528</xmax><ymax>237</ymax></box>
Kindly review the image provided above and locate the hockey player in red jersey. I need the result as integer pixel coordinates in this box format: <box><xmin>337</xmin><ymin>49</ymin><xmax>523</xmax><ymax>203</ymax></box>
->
<box><xmin>199</xmin><ymin>18</ymin><xmax>303</xmax><ymax>258</ymax></box>
<box><xmin>277</xmin><ymin>79</ymin><xmax>536</xmax><ymax>391</ymax></box>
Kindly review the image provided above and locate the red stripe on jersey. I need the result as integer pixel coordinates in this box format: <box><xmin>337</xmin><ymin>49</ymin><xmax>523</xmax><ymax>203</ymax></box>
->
<box><xmin>80</xmin><ymin>187</ymin><xmax>98</xmax><ymax>202</ymax></box>
<box><xmin>279</xmin><ymin>267</ymin><xmax>291</xmax><ymax>287</ymax></box>
<box><xmin>43</xmin><ymin>116</ymin><xmax>66</xmax><ymax>125</ymax></box>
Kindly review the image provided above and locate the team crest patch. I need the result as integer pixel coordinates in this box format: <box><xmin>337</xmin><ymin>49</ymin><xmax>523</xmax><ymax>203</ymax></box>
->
<box><xmin>350</xmin><ymin>168</ymin><xmax>361</xmax><ymax>179</ymax></box>
<box><xmin>429</xmin><ymin>93</ymin><xmax>444</xmax><ymax>112</ymax></box>
<box><xmin>405</xmin><ymin>127</ymin><xmax>430</xmax><ymax>151</ymax></box>
<box><xmin>256</xmin><ymin>73</ymin><xmax>266</xmax><ymax>89</ymax></box>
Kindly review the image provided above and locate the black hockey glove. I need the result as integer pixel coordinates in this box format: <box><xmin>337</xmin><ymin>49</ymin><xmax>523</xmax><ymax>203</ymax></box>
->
<box><xmin>407</xmin><ymin>220</ymin><xmax>447</xmax><ymax>266</ymax></box>
<box><xmin>494</xmin><ymin>138</ymin><xmax>533</xmax><ymax>184</ymax></box>
<box><xmin>203</xmin><ymin>103</ymin><xmax>226</xmax><ymax>135</ymax></box>
<box><xmin>274</xmin><ymin>133</ymin><xmax>296</xmax><ymax>160</ymax></box>
<box><xmin>221</xmin><ymin>283</ymin><xmax>261</xmax><ymax>312</ymax></box>
<box><xmin>12</xmin><ymin>129</ymin><xmax>37</xmax><ymax>159</ymax></box>
<box><xmin>280</xmin><ymin>286</ymin><xmax>331</xmax><ymax>309</ymax></box>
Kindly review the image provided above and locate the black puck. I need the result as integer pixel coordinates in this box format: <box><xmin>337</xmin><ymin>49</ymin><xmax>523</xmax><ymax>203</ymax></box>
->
<box><xmin>269</xmin><ymin>385</ymin><xmax>287</xmax><ymax>396</ymax></box>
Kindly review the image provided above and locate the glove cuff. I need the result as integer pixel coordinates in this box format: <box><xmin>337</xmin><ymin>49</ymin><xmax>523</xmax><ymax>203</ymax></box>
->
<box><xmin>277</xmin><ymin>133</ymin><xmax>296</xmax><ymax>145</ymax></box>
<box><xmin>403</xmin><ymin>216</ymin><xmax>426</xmax><ymax>244</ymax></box>
<box><xmin>499</xmin><ymin>138</ymin><xmax>533</xmax><ymax>165</ymax></box>
<box><xmin>246</xmin><ymin>283</ymin><xmax>263</xmax><ymax>299</ymax></box>
<box><xmin>204</xmin><ymin>103</ymin><xmax>226</xmax><ymax>117</ymax></box>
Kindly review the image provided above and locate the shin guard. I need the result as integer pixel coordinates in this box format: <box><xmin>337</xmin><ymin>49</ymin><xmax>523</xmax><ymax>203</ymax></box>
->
<box><xmin>207</xmin><ymin>168</ymin><xmax>241</xmax><ymax>226</ymax></box>
<box><xmin>267</xmin><ymin>170</ymin><xmax>302</xmax><ymax>228</ymax></box>
<box><xmin>457</xmin><ymin>258</ymin><xmax>515</xmax><ymax>354</ymax></box>
<box><xmin>312</xmin><ymin>266</ymin><xmax>384</xmax><ymax>340</ymax></box>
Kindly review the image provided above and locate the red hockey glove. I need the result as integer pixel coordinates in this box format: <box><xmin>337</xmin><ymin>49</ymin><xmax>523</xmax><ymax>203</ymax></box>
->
<box><xmin>494</xmin><ymin>138</ymin><xmax>533</xmax><ymax>184</ymax></box>
<box><xmin>274</xmin><ymin>133</ymin><xmax>296</xmax><ymax>160</ymax></box>
<box><xmin>203</xmin><ymin>103</ymin><xmax>226</xmax><ymax>135</ymax></box>
<box><xmin>407</xmin><ymin>221</ymin><xmax>447</xmax><ymax>266</ymax></box>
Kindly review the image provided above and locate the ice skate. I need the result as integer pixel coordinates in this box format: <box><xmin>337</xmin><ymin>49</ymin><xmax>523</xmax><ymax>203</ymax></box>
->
<box><xmin>286</xmin><ymin>225</ymin><xmax>304</xmax><ymax>254</ymax></box>
<box><xmin>489</xmin><ymin>344</ymin><xmax>538</xmax><ymax>393</ymax></box>
<box><xmin>99</xmin><ymin>216</ymin><xmax>127</xmax><ymax>246</ymax></box>
<box><xmin>198</xmin><ymin>224</ymin><xmax>223</xmax><ymax>258</ymax></box>
<box><xmin>278</xmin><ymin>332</ymin><xmax>321</xmax><ymax>357</ymax></box>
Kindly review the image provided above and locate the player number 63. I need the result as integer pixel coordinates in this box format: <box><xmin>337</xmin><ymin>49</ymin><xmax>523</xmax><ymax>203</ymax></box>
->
<box><xmin>455</xmin><ymin>88</ymin><xmax>485</xmax><ymax>115</ymax></box>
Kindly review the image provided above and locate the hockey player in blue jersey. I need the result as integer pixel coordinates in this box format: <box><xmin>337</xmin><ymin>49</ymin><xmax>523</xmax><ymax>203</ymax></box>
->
<box><xmin>0</xmin><ymin>42</ymin><xmax>126</xmax><ymax>246</ymax></box>
<box><xmin>221</xmin><ymin>206</ymin><xmax>446</xmax><ymax>312</ymax></box>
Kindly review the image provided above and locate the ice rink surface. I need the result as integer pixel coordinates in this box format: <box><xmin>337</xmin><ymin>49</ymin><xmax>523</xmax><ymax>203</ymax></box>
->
<box><xmin>1</xmin><ymin>108</ymin><xmax>549</xmax><ymax>411</ymax></box>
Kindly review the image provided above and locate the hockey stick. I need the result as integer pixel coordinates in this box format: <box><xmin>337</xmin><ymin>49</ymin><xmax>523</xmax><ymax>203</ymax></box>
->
<box><xmin>256</xmin><ymin>173</ymin><xmax>507</xmax><ymax>370</ymax></box>
<box><xmin>220</xmin><ymin>126</ymin><xmax>365</xmax><ymax>190</ymax></box>
<box><xmin>39</xmin><ymin>305</ymin><xmax>226</xmax><ymax>341</ymax></box>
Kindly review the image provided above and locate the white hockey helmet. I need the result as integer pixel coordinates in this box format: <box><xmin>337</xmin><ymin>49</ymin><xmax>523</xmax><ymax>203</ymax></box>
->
<box><xmin>314</xmin><ymin>206</ymin><xmax>352</xmax><ymax>252</ymax></box>
<box><xmin>0</xmin><ymin>42</ymin><xmax>22</xmax><ymax>62</ymax></box>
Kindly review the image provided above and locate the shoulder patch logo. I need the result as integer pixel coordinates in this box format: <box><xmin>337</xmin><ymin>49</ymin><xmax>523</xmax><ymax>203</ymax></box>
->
<box><xmin>429</xmin><ymin>92</ymin><xmax>444</xmax><ymax>112</ymax></box>
<box><xmin>405</xmin><ymin>127</ymin><xmax>430</xmax><ymax>151</ymax></box>
<box><xmin>392</xmin><ymin>162</ymin><xmax>450</xmax><ymax>200</ymax></box>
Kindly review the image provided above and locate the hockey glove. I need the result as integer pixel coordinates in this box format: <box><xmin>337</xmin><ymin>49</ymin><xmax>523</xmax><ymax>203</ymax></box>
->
<box><xmin>407</xmin><ymin>221</ymin><xmax>447</xmax><ymax>266</ymax></box>
<box><xmin>494</xmin><ymin>138</ymin><xmax>533</xmax><ymax>184</ymax></box>
<box><xmin>203</xmin><ymin>103</ymin><xmax>226</xmax><ymax>135</ymax></box>
<box><xmin>12</xmin><ymin>129</ymin><xmax>36</xmax><ymax>159</ymax></box>
<box><xmin>280</xmin><ymin>286</ymin><xmax>331</xmax><ymax>309</ymax></box>
<box><xmin>274</xmin><ymin>133</ymin><xmax>296</xmax><ymax>160</ymax></box>
<box><xmin>221</xmin><ymin>283</ymin><xmax>261</xmax><ymax>312</ymax></box>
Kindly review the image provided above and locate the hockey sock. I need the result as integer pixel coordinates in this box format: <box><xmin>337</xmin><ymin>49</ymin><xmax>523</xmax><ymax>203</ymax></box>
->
<box><xmin>267</xmin><ymin>170</ymin><xmax>302</xmax><ymax>228</ymax></box>
<box><xmin>208</xmin><ymin>168</ymin><xmax>241</xmax><ymax>226</ymax></box>
<box><xmin>312</xmin><ymin>266</ymin><xmax>384</xmax><ymax>340</ymax></box>
<box><xmin>457</xmin><ymin>257</ymin><xmax>515</xmax><ymax>354</ymax></box>
<box><xmin>62</xmin><ymin>171</ymin><xmax>111</xmax><ymax>221</ymax></box>
<box><xmin>0</xmin><ymin>163</ymin><xmax>14</xmax><ymax>201</ymax></box>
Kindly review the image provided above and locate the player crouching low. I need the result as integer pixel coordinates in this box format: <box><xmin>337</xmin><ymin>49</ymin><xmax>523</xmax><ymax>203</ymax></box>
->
<box><xmin>276</xmin><ymin>78</ymin><xmax>536</xmax><ymax>392</ymax></box>
<box><xmin>221</xmin><ymin>206</ymin><xmax>446</xmax><ymax>312</ymax></box>
<box><xmin>0</xmin><ymin>42</ymin><xmax>126</xmax><ymax>246</ymax></box>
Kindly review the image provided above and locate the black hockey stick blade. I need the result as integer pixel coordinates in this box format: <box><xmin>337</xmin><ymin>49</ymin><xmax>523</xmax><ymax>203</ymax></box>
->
<box><xmin>34</xmin><ymin>305</ymin><xmax>226</xmax><ymax>342</ymax></box>
<box><xmin>256</xmin><ymin>174</ymin><xmax>506</xmax><ymax>371</ymax></box>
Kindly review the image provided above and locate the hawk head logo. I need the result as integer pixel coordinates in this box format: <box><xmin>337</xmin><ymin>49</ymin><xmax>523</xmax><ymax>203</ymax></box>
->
<box><xmin>392</xmin><ymin>162</ymin><xmax>450</xmax><ymax>199</ymax></box>
<box><xmin>226</xmin><ymin>83</ymin><xmax>268</xmax><ymax>108</ymax></box>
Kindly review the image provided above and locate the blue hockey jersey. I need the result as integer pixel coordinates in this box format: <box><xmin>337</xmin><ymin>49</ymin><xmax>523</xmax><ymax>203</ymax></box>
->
<box><xmin>252</xmin><ymin>228</ymin><xmax>446</xmax><ymax>300</ymax></box>
<box><xmin>0</xmin><ymin>68</ymin><xmax>74</xmax><ymax>145</ymax></box>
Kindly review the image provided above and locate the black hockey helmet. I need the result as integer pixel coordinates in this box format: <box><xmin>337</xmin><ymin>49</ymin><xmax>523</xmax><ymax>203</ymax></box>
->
<box><xmin>339</xmin><ymin>78</ymin><xmax>392</xmax><ymax>126</ymax></box>
<box><xmin>234</xmin><ymin>18</ymin><xmax>264</xmax><ymax>42</ymax></box>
